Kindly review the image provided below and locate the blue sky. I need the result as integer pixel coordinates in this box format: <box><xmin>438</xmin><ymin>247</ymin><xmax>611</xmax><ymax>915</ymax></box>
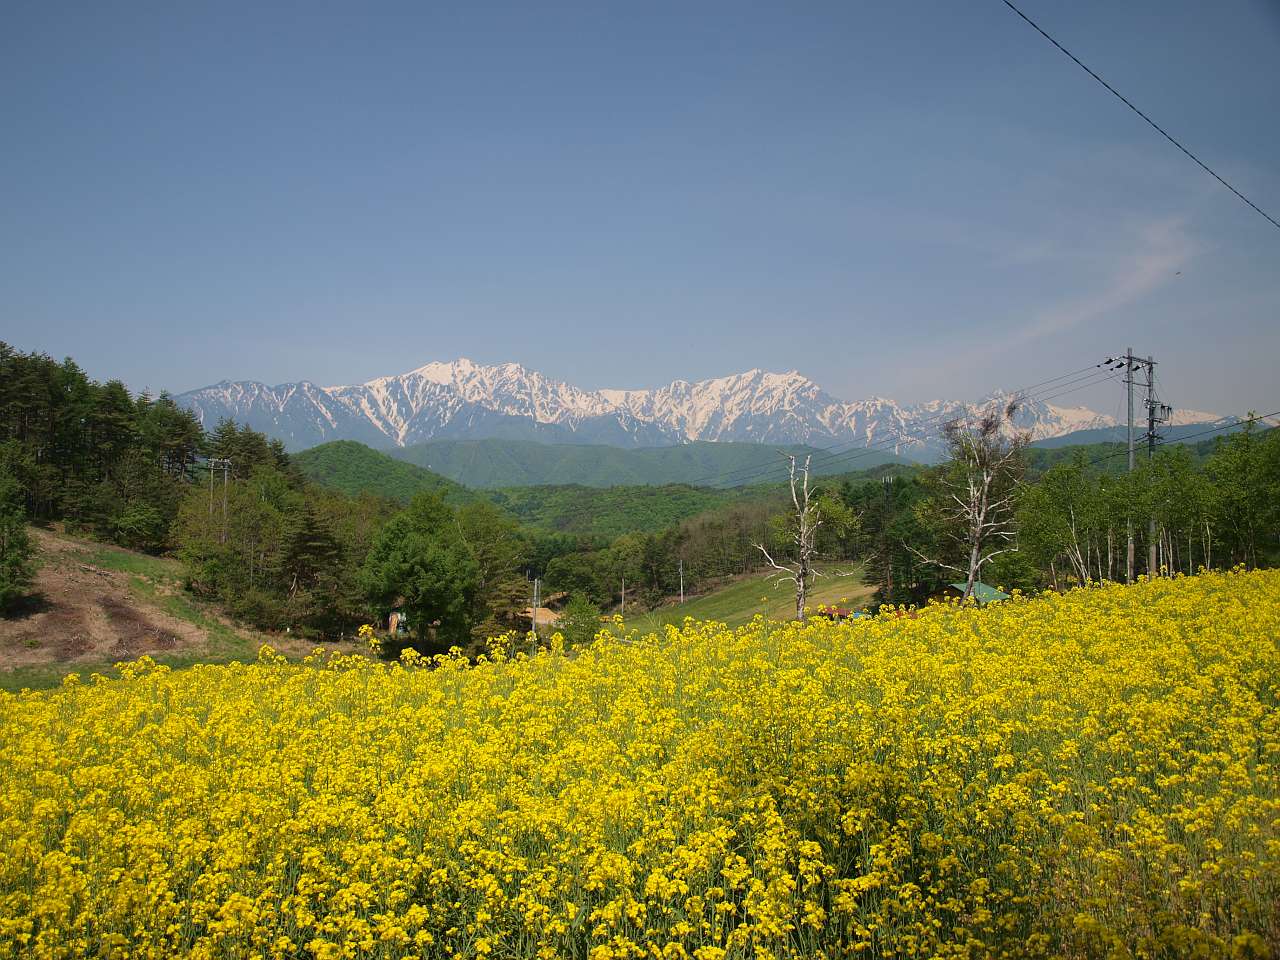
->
<box><xmin>2</xmin><ymin>0</ymin><xmax>1277</xmax><ymax>417</ymax></box>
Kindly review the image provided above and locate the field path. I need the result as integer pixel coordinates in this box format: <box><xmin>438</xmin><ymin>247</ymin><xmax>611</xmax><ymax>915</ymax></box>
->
<box><xmin>624</xmin><ymin>564</ymin><xmax>876</xmax><ymax>633</ymax></box>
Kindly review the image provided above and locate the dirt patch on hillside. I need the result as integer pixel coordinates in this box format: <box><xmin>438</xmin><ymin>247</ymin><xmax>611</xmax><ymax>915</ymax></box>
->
<box><xmin>0</xmin><ymin>529</ymin><xmax>215</xmax><ymax>671</ymax></box>
<box><xmin>1</xmin><ymin>528</ymin><xmax>356</xmax><ymax>679</ymax></box>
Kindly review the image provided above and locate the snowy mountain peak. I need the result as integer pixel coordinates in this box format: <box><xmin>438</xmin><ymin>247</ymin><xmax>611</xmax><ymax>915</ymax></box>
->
<box><xmin>176</xmin><ymin>358</ymin><xmax>1219</xmax><ymax>461</ymax></box>
<box><xmin>1167</xmin><ymin>408</ymin><xmax>1221</xmax><ymax>426</ymax></box>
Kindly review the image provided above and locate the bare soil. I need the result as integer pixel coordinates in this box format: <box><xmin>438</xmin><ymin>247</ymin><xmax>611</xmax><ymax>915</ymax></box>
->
<box><xmin>0</xmin><ymin>528</ymin><xmax>327</xmax><ymax>676</ymax></box>
<box><xmin>0</xmin><ymin>530</ymin><xmax>201</xmax><ymax>670</ymax></box>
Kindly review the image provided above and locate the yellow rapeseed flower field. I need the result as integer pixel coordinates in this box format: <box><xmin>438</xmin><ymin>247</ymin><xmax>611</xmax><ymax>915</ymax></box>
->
<box><xmin>2</xmin><ymin>570</ymin><xmax>1279</xmax><ymax>959</ymax></box>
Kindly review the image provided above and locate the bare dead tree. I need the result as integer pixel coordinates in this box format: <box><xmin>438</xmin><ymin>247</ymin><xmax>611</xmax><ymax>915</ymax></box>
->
<box><xmin>910</xmin><ymin>400</ymin><xmax>1029</xmax><ymax>600</ymax></box>
<box><xmin>754</xmin><ymin>455</ymin><xmax>823</xmax><ymax>620</ymax></box>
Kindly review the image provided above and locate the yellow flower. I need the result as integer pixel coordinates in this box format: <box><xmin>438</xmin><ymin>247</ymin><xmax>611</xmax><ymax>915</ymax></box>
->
<box><xmin>0</xmin><ymin>570</ymin><xmax>1276</xmax><ymax>958</ymax></box>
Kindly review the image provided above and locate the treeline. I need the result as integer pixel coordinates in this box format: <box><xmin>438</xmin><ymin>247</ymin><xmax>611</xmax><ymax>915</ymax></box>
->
<box><xmin>177</xmin><ymin>424</ymin><xmax>581</xmax><ymax>646</ymax></box>
<box><xmin>1019</xmin><ymin>428</ymin><xmax>1280</xmax><ymax>586</ymax></box>
<box><xmin>549</xmin><ymin>421</ymin><xmax>1280</xmax><ymax>615</ymax></box>
<box><xmin>852</xmin><ymin>422</ymin><xmax>1280</xmax><ymax>605</ymax></box>
<box><xmin>1022</xmin><ymin>435</ymin><xmax>1218</xmax><ymax>476</ymax></box>
<box><xmin>0</xmin><ymin>341</ymin><xmax>203</xmax><ymax>551</ymax></box>
<box><xmin>172</xmin><ymin>421</ymin><xmax>395</xmax><ymax>633</ymax></box>
<box><xmin>0</xmin><ymin>342</ymin><xmax>577</xmax><ymax>645</ymax></box>
<box><xmin>541</xmin><ymin>480</ymin><xmax>863</xmax><ymax>608</ymax></box>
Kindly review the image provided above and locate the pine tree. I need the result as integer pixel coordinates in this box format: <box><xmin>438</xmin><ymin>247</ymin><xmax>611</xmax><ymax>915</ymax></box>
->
<box><xmin>0</xmin><ymin>466</ymin><xmax>35</xmax><ymax>613</ymax></box>
<box><xmin>360</xmin><ymin>493</ymin><xmax>480</xmax><ymax>652</ymax></box>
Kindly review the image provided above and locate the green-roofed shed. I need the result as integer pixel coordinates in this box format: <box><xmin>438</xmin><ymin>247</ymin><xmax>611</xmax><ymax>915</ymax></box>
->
<box><xmin>947</xmin><ymin>582</ymin><xmax>1010</xmax><ymax>604</ymax></box>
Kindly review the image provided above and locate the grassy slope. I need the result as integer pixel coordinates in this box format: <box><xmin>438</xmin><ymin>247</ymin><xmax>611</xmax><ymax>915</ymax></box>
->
<box><xmin>0</xmin><ymin>531</ymin><xmax>326</xmax><ymax>692</ymax></box>
<box><xmin>293</xmin><ymin>441</ymin><xmax>473</xmax><ymax>504</ymax></box>
<box><xmin>624</xmin><ymin>565</ymin><xmax>874</xmax><ymax>633</ymax></box>
<box><xmin>390</xmin><ymin>437</ymin><xmax>908</xmax><ymax>488</ymax></box>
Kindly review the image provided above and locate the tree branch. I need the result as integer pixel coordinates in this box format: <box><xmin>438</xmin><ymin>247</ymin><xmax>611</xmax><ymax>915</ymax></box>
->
<box><xmin>905</xmin><ymin>543</ymin><xmax>966</xmax><ymax>575</ymax></box>
<box><xmin>978</xmin><ymin>546</ymin><xmax>1019</xmax><ymax>566</ymax></box>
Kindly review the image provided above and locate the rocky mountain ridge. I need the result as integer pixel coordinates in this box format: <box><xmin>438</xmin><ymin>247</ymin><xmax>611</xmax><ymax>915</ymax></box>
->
<box><xmin>177</xmin><ymin>358</ymin><xmax>1216</xmax><ymax>460</ymax></box>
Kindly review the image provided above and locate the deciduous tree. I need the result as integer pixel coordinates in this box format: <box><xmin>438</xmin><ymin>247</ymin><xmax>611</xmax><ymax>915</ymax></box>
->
<box><xmin>754</xmin><ymin>455</ymin><xmax>827</xmax><ymax>620</ymax></box>
<box><xmin>914</xmin><ymin>402</ymin><xmax>1028</xmax><ymax>600</ymax></box>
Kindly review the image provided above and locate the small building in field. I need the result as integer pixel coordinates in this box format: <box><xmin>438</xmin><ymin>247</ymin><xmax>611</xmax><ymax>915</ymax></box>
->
<box><xmin>946</xmin><ymin>582</ymin><xmax>1010</xmax><ymax>605</ymax></box>
<box><xmin>520</xmin><ymin>591</ymin><xmax>569</xmax><ymax>631</ymax></box>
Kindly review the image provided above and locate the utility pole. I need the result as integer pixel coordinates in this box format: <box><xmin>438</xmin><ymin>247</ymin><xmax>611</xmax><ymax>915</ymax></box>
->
<box><xmin>531</xmin><ymin>577</ymin><xmax>540</xmax><ymax>638</ymax></box>
<box><xmin>1144</xmin><ymin>357</ymin><xmax>1172</xmax><ymax>577</ymax></box>
<box><xmin>221</xmin><ymin>459</ymin><xmax>229</xmax><ymax>541</ymax></box>
<box><xmin>1126</xmin><ymin>348</ymin><xmax>1136</xmax><ymax>582</ymax></box>
<box><xmin>621</xmin><ymin>576</ymin><xmax>625</xmax><ymax>615</ymax></box>
<box><xmin>1104</xmin><ymin>350</ymin><xmax>1166</xmax><ymax>581</ymax></box>
<box><xmin>1146</xmin><ymin>356</ymin><xmax>1157</xmax><ymax>578</ymax></box>
<box><xmin>679</xmin><ymin>558</ymin><xmax>684</xmax><ymax>604</ymax></box>
<box><xmin>1145</xmin><ymin>356</ymin><xmax>1158</xmax><ymax>462</ymax></box>
<box><xmin>208</xmin><ymin>457</ymin><xmax>231</xmax><ymax>543</ymax></box>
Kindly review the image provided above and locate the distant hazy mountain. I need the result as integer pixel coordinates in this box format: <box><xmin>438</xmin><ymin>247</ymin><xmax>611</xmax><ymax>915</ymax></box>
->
<box><xmin>389</xmin><ymin>438</ymin><xmax>907</xmax><ymax>489</ymax></box>
<box><xmin>177</xmin><ymin>357</ymin><xmax>1217</xmax><ymax>460</ymax></box>
<box><xmin>1030</xmin><ymin>416</ymin><xmax>1246</xmax><ymax>450</ymax></box>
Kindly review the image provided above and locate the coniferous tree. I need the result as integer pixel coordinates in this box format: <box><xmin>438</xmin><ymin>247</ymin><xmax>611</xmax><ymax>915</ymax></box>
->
<box><xmin>0</xmin><ymin>464</ymin><xmax>36</xmax><ymax>613</ymax></box>
<box><xmin>360</xmin><ymin>493</ymin><xmax>480</xmax><ymax>653</ymax></box>
<box><xmin>469</xmin><ymin>577</ymin><xmax>535</xmax><ymax>646</ymax></box>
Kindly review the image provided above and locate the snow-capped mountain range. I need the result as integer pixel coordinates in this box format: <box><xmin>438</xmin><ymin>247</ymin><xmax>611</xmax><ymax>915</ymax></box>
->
<box><xmin>175</xmin><ymin>359</ymin><xmax>1218</xmax><ymax>461</ymax></box>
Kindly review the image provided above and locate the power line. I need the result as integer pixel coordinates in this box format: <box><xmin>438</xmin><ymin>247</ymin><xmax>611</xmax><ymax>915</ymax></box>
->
<box><xmin>689</xmin><ymin>365</ymin><xmax>1122</xmax><ymax>490</ymax></box>
<box><xmin>680</xmin><ymin>363</ymin><xmax>1106</xmax><ymax>489</ymax></box>
<box><xmin>789</xmin><ymin>371</ymin><xmax>1122</xmax><ymax>483</ymax></box>
<box><xmin>717</xmin><ymin>368</ymin><xmax>1120</xmax><ymax>489</ymax></box>
<box><xmin>1155</xmin><ymin>410</ymin><xmax>1279</xmax><ymax>446</ymax></box>
<box><xmin>1000</xmin><ymin>0</ymin><xmax>1280</xmax><ymax>234</ymax></box>
<box><xmin>1081</xmin><ymin>408</ymin><xmax>1279</xmax><ymax>468</ymax></box>
<box><xmin>1031</xmin><ymin>371</ymin><xmax>1123</xmax><ymax>407</ymax></box>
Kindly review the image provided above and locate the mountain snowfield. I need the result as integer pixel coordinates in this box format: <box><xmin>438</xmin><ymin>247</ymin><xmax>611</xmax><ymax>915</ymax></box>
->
<box><xmin>176</xmin><ymin>358</ymin><xmax>1220</xmax><ymax>460</ymax></box>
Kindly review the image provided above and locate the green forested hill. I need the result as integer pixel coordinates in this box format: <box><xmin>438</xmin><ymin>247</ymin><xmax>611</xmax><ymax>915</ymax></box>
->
<box><xmin>294</xmin><ymin>441</ymin><xmax>785</xmax><ymax>534</ymax></box>
<box><xmin>489</xmin><ymin>484</ymin><xmax>782</xmax><ymax>537</ymax></box>
<box><xmin>493</xmin><ymin>463</ymin><xmax>919</xmax><ymax>536</ymax></box>
<box><xmin>1030</xmin><ymin>421</ymin><xmax>1237</xmax><ymax>449</ymax></box>
<box><xmin>297</xmin><ymin>433</ymin><xmax>1250</xmax><ymax>540</ymax></box>
<box><xmin>388</xmin><ymin>437</ymin><xmax>908</xmax><ymax>488</ymax></box>
<box><xmin>293</xmin><ymin>441</ymin><xmax>473</xmax><ymax>505</ymax></box>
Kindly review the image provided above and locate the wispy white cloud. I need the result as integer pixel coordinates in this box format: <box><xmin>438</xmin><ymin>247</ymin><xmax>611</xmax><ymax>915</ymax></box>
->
<box><xmin>894</xmin><ymin>216</ymin><xmax>1199</xmax><ymax>406</ymax></box>
<box><xmin>1008</xmin><ymin>217</ymin><xmax>1196</xmax><ymax>345</ymax></box>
